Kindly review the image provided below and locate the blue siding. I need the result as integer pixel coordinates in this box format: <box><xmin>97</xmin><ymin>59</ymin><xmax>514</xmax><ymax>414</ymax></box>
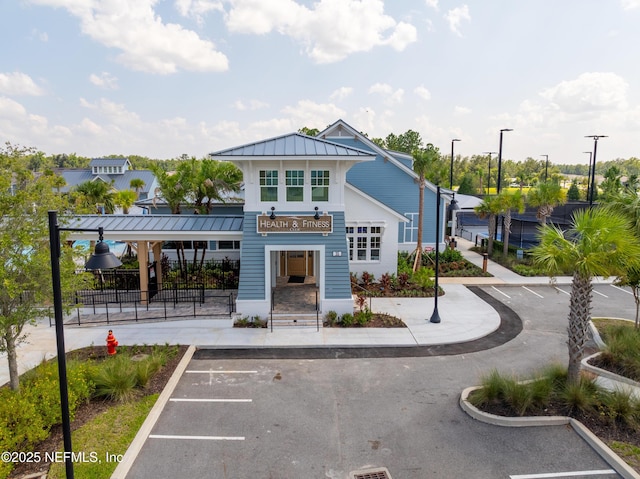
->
<box><xmin>237</xmin><ymin>211</ymin><xmax>351</xmax><ymax>301</ymax></box>
<box><xmin>330</xmin><ymin>138</ymin><xmax>442</xmax><ymax>244</ymax></box>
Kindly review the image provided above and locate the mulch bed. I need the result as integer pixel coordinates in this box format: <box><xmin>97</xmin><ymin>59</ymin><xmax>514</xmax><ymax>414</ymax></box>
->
<box><xmin>9</xmin><ymin>345</ymin><xmax>188</xmax><ymax>479</ymax></box>
<box><xmin>324</xmin><ymin>313</ymin><xmax>407</xmax><ymax>328</ymax></box>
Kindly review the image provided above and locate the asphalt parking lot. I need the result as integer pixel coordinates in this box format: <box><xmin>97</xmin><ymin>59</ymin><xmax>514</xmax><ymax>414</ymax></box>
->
<box><xmin>122</xmin><ymin>284</ymin><xmax>637</xmax><ymax>479</ymax></box>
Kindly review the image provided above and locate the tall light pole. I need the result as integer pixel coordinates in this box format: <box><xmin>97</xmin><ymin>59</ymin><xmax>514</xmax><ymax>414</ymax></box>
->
<box><xmin>483</xmin><ymin>152</ymin><xmax>497</xmax><ymax>194</ymax></box>
<box><xmin>430</xmin><ymin>185</ymin><xmax>442</xmax><ymax>323</ymax></box>
<box><xmin>497</xmin><ymin>128</ymin><xmax>513</xmax><ymax>194</ymax></box>
<box><xmin>583</xmin><ymin>151</ymin><xmax>593</xmax><ymax>202</ymax></box>
<box><xmin>49</xmin><ymin>211</ymin><xmax>122</xmax><ymax>479</ymax></box>
<box><xmin>450</xmin><ymin>139</ymin><xmax>461</xmax><ymax>189</ymax></box>
<box><xmin>540</xmin><ymin>154</ymin><xmax>549</xmax><ymax>182</ymax></box>
<box><xmin>585</xmin><ymin>135</ymin><xmax>608</xmax><ymax>206</ymax></box>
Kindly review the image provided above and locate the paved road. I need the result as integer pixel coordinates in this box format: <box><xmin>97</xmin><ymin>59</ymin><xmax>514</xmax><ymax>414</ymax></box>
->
<box><xmin>124</xmin><ymin>284</ymin><xmax>636</xmax><ymax>479</ymax></box>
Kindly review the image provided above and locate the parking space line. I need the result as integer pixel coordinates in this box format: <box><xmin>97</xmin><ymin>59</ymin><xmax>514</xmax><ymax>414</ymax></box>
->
<box><xmin>185</xmin><ymin>370</ymin><xmax>258</xmax><ymax>374</ymax></box>
<box><xmin>149</xmin><ymin>434</ymin><xmax>245</xmax><ymax>441</ymax></box>
<box><xmin>611</xmin><ymin>284</ymin><xmax>633</xmax><ymax>295</ymax></box>
<box><xmin>593</xmin><ymin>290</ymin><xmax>608</xmax><ymax>298</ymax></box>
<box><xmin>169</xmin><ymin>398</ymin><xmax>252</xmax><ymax>403</ymax></box>
<box><xmin>492</xmin><ymin>286</ymin><xmax>511</xmax><ymax>299</ymax></box>
<box><xmin>522</xmin><ymin>286</ymin><xmax>544</xmax><ymax>298</ymax></box>
<box><xmin>510</xmin><ymin>469</ymin><xmax>616</xmax><ymax>478</ymax></box>
<box><xmin>554</xmin><ymin>287</ymin><xmax>570</xmax><ymax>296</ymax></box>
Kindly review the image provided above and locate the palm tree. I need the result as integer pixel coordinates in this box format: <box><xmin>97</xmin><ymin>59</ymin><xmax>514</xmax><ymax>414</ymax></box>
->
<box><xmin>74</xmin><ymin>179</ymin><xmax>115</xmax><ymax>214</ymax></box>
<box><xmin>532</xmin><ymin>207</ymin><xmax>640</xmax><ymax>383</ymax></box>
<box><xmin>411</xmin><ymin>144</ymin><xmax>440</xmax><ymax>271</ymax></box>
<box><xmin>527</xmin><ymin>181</ymin><xmax>567</xmax><ymax>225</ymax></box>
<box><xmin>497</xmin><ymin>190</ymin><xmax>525</xmax><ymax>255</ymax></box>
<box><xmin>474</xmin><ymin>195</ymin><xmax>502</xmax><ymax>255</ymax></box>
<box><xmin>129</xmin><ymin>178</ymin><xmax>146</xmax><ymax>198</ymax></box>
<box><xmin>115</xmin><ymin>190</ymin><xmax>137</xmax><ymax>214</ymax></box>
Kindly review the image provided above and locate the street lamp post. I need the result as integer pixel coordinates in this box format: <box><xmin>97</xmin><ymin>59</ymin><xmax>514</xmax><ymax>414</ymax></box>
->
<box><xmin>541</xmin><ymin>154</ymin><xmax>549</xmax><ymax>182</ymax></box>
<box><xmin>585</xmin><ymin>135</ymin><xmax>608</xmax><ymax>206</ymax></box>
<box><xmin>430</xmin><ymin>185</ymin><xmax>442</xmax><ymax>323</ymax></box>
<box><xmin>48</xmin><ymin>211</ymin><xmax>122</xmax><ymax>479</ymax></box>
<box><xmin>483</xmin><ymin>152</ymin><xmax>497</xmax><ymax>194</ymax></box>
<box><xmin>449</xmin><ymin>139</ymin><xmax>461</xmax><ymax>189</ymax></box>
<box><xmin>583</xmin><ymin>151</ymin><xmax>593</xmax><ymax>202</ymax></box>
<box><xmin>497</xmin><ymin>128</ymin><xmax>513</xmax><ymax>194</ymax></box>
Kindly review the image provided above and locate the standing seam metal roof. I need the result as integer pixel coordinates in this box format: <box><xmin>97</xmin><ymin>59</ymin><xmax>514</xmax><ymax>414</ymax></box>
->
<box><xmin>63</xmin><ymin>215</ymin><xmax>243</xmax><ymax>233</ymax></box>
<box><xmin>210</xmin><ymin>132</ymin><xmax>374</xmax><ymax>157</ymax></box>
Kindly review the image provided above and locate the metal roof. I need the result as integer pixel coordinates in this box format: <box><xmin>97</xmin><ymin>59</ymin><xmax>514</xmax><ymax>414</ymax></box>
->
<box><xmin>89</xmin><ymin>158</ymin><xmax>131</xmax><ymax>167</ymax></box>
<box><xmin>210</xmin><ymin>133</ymin><xmax>375</xmax><ymax>158</ymax></box>
<box><xmin>62</xmin><ymin>214</ymin><xmax>243</xmax><ymax>241</ymax></box>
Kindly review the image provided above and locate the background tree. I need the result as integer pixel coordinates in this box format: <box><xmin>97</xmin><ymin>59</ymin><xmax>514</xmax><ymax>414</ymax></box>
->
<box><xmin>72</xmin><ymin>180</ymin><xmax>115</xmax><ymax>214</ymax></box>
<box><xmin>567</xmin><ymin>179</ymin><xmax>581</xmax><ymax>201</ymax></box>
<box><xmin>532</xmin><ymin>207</ymin><xmax>640</xmax><ymax>383</ymax></box>
<box><xmin>527</xmin><ymin>181</ymin><xmax>567</xmax><ymax>225</ymax></box>
<box><xmin>129</xmin><ymin>177</ymin><xmax>146</xmax><ymax>198</ymax></box>
<box><xmin>456</xmin><ymin>173</ymin><xmax>476</xmax><ymax>195</ymax></box>
<box><xmin>599</xmin><ymin>165</ymin><xmax>623</xmax><ymax>202</ymax></box>
<box><xmin>0</xmin><ymin>144</ymin><xmax>90</xmax><ymax>390</ymax></box>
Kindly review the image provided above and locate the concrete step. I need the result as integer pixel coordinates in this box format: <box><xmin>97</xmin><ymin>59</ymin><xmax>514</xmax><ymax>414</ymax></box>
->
<box><xmin>269</xmin><ymin>314</ymin><xmax>322</xmax><ymax>328</ymax></box>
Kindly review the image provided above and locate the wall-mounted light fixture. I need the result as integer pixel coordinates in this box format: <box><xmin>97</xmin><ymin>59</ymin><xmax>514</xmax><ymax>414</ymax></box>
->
<box><xmin>270</xmin><ymin>206</ymin><xmax>276</xmax><ymax>220</ymax></box>
<box><xmin>314</xmin><ymin>206</ymin><xmax>320</xmax><ymax>220</ymax></box>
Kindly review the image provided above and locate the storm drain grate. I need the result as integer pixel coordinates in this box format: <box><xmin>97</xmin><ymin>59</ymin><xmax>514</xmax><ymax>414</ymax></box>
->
<box><xmin>349</xmin><ymin>467</ymin><xmax>392</xmax><ymax>479</ymax></box>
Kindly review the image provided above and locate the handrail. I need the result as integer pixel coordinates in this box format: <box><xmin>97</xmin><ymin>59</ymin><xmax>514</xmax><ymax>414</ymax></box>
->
<box><xmin>270</xmin><ymin>288</ymin><xmax>274</xmax><ymax>332</ymax></box>
<box><xmin>315</xmin><ymin>289</ymin><xmax>319</xmax><ymax>332</ymax></box>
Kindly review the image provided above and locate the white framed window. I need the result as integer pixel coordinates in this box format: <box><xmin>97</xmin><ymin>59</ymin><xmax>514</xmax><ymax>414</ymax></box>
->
<box><xmin>346</xmin><ymin>225</ymin><xmax>382</xmax><ymax>262</ymax></box>
<box><xmin>311</xmin><ymin>170</ymin><xmax>329</xmax><ymax>201</ymax></box>
<box><xmin>403</xmin><ymin>212</ymin><xmax>419</xmax><ymax>243</ymax></box>
<box><xmin>260</xmin><ymin>170</ymin><xmax>278</xmax><ymax>201</ymax></box>
<box><xmin>218</xmin><ymin>240</ymin><xmax>240</xmax><ymax>250</ymax></box>
<box><xmin>286</xmin><ymin>170</ymin><xmax>304</xmax><ymax>202</ymax></box>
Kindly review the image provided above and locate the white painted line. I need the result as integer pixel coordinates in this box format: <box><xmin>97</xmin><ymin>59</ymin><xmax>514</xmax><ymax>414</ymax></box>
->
<box><xmin>510</xmin><ymin>469</ymin><xmax>615</xmax><ymax>478</ymax></box>
<box><xmin>149</xmin><ymin>434</ymin><xmax>245</xmax><ymax>441</ymax></box>
<box><xmin>554</xmin><ymin>287</ymin><xmax>570</xmax><ymax>296</ymax></box>
<box><xmin>593</xmin><ymin>290</ymin><xmax>608</xmax><ymax>298</ymax></box>
<box><xmin>611</xmin><ymin>284</ymin><xmax>633</xmax><ymax>295</ymax></box>
<box><xmin>185</xmin><ymin>370</ymin><xmax>258</xmax><ymax>374</ymax></box>
<box><xmin>522</xmin><ymin>286</ymin><xmax>544</xmax><ymax>298</ymax></box>
<box><xmin>491</xmin><ymin>286</ymin><xmax>511</xmax><ymax>299</ymax></box>
<box><xmin>169</xmin><ymin>398</ymin><xmax>252</xmax><ymax>403</ymax></box>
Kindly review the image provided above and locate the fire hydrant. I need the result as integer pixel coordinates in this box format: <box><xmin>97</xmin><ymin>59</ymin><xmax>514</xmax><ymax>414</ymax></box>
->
<box><xmin>106</xmin><ymin>330</ymin><xmax>118</xmax><ymax>355</ymax></box>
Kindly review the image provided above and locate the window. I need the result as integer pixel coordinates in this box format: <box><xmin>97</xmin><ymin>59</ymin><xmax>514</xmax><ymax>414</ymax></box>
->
<box><xmin>403</xmin><ymin>213</ymin><xmax>419</xmax><ymax>243</ymax></box>
<box><xmin>346</xmin><ymin>225</ymin><xmax>382</xmax><ymax>262</ymax></box>
<box><xmin>162</xmin><ymin>241</ymin><xmax>207</xmax><ymax>250</ymax></box>
<box><xmin>311</xmin><ymin>170</ymin><xmax>329</xmax><ymax>201</ymax></box>
<box><xmin>260</xmin><ymin>170</ymin><xmax>278</xmax><ymax>201</ymax></box>
<box><xmin>286</xmin><ymin>170</ymin><xmax>304</xmax><ymax>202</ymax></box>
<box><xmin>218</xmin><ymin>240</ymin><xmax>240</xmax><ymax>250</ymax></box>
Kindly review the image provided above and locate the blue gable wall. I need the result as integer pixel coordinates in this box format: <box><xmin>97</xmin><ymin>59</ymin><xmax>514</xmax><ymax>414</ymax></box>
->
<box><xmin>327</xmin><ymin>138</ymin><xmax>441</xmax><ymax>245</ymax></box>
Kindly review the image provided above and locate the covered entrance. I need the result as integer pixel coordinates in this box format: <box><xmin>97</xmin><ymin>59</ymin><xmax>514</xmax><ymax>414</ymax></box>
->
<box><xmin>279</xmin><ymin>250</ymin><xmax>314</xmax><ymax>277</ymax></box>
<box><xmin>270</xmin><ymin>249</ymin><xmax>320</xmax><ymax>315</ymax></box>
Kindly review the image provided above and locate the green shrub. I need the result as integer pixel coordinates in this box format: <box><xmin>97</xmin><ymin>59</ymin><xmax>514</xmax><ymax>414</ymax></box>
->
<box><xmin>558</xmin><ymin>376</ymin><xmax>599</xmax><ymax>414</ymax></box>
<box><xmin>340</xmin><ymin>313</ymin><xmax>354</xmax><ymax>327</ymax></box>
<box><xmin>412</xmin><ymin>267</ymin><xmax>435</xmax><ymax>290</ymax></box>
<box><xmin>325</xmin><ymin>310</ymin><xmax>338</xmax><ymax>326</ymax></box>
<box><xmin>90</xmin><ymin>354</ymin><xmax>138</xmax><ymax>402</ymax></box>
<box><xmin>355</xmin><ymin>309</ymin><xmax>372</xmax><ymax>326</ymax></box>
<box><xmin>598</xmin><ymin>389</ymin><xmax>640</xmax><ymax>428</ymax></box>
<box><xmin>470</xmin><ymin>369</ymin><xmax>507</xmax><ymax>407</ymax></box>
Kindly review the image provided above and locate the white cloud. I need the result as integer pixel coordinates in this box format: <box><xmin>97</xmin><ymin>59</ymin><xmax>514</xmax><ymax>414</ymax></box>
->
<box><xmin>280</xmin><ymin>99</ymin><xmax>346</xmax><ymax>128</ymax></box>
<box><xmin>29</xmin><ymin>0</ymin><xmax>229</xmax><ymax>74</ymax></box>
<box><xmin>444</xmin><ymin>4</ymin><xmax>470</xmax><ymax>37</ymax></box>
<box><xmin>89</xmin><ymin>72</ymin><xmax>118</xmax><ymax>90</ymax></box>
<box><xmin>175</xmin><ymin>0</ymin><xmax>223</xmax><ymax>23</ymax></box>
<box><xmin>540</xmin><ymin>72</ymin><xmax>629</xmax><ymax>113</ymax></box>
<box><xmin>329</xmin><ymin>87</ymin><xmax>353</xmax><ymax>102</ymax></box>
<box><xmin>369</xmin><ymin>82</ymin><xmax>404</xmax><ymax>105</ymax></box>
<box><xmin>414</xmin><ymin>85</ymin><xmax>431</xmax><ymax>101</ymax></box>
<box><xmin>454</xmin><ymin>106</ymin><xmax>471</xmax><ymax>116</ymax></box>
<box><xmin>621</xmin><ymin>0</ymin><xmax>640</xmax><ymax>9</ymax></box>
<box><xmin>233</xmin><ymin>99</ymin><xmax>269</xmax><ymax>111</ymax></box>
<box><xmin>0</xmin><ymin>72</ymin><xmax>45</xmax><ymax>96</ymax></box>
<box><xmin>425</xmin><ymin>0</ymin><xmax>438</xmax><ymax>10</ymax></box>
<box><xmin>224</xmin><ymin>0</ymin><xmax>417</xmax><ymax>63</ymax></box>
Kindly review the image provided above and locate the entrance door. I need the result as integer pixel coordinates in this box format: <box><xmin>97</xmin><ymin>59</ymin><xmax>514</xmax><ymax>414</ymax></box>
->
<box><xmin>287</xmin><ymin>251</ymin><xmax>307</xmax><ymax>276</ymax></box>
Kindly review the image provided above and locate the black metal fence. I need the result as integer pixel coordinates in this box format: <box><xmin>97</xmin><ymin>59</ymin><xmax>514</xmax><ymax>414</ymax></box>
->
<box><xmin>162</xmin><ymin>258</ymin><xmax>240</xmax><ymax>290</ymax></box>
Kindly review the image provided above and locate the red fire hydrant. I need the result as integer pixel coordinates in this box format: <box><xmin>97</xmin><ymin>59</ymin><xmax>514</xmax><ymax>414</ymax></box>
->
<box><xmin>106</xmin><ymin>329</ymin><xmax>118</xmax><ymax>355</ymax></box>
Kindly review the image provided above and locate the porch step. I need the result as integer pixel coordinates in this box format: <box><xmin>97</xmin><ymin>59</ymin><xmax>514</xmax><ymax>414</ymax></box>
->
<box><xmin>269</xmin><ymin>314</ymin><xmax>322</xmax><ymax>328</ymax></box>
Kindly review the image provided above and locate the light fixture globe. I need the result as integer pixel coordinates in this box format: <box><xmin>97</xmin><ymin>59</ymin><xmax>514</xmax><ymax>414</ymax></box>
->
<box><xmin>85</xmin><ymin>241</ymin><xmax>122</xmax><ymax>270</ymax></box>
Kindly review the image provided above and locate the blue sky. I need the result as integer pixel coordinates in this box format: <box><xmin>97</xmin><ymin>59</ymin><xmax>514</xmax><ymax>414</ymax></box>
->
<box><xmin>1</xmin><ymin>0</ymin><xmax>639</xmax><ymax>165</ymax></box>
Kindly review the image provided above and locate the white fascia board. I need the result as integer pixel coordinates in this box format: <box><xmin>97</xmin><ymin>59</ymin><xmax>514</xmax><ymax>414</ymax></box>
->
<box><xmin>68</xmin><ymin>231</ymin><xmax>242</xmax><ymax>242</ymax></box>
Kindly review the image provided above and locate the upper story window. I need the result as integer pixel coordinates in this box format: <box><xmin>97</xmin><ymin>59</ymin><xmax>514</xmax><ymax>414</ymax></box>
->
<box><xmin>260</xmin><ymin>170</ymin><xmax>278</xmax><ymax>201</ymax></box>
<box><xmin>286</xmin><ymin>170</ymin><xmax>304</xmax><ymax>202</ymax></box>
<box><xmin>311</xmin><ymin>170</ymin><xmax>329</xmax><ymax>201</ymax></box>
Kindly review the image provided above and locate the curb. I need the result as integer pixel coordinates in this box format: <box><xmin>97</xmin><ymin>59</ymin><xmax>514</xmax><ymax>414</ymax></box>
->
<box><xmin>459</xmin><ymin>386</ymin><xmax>640</xmax><ymax>479</ymax></box>
<box><xmin>109</xmin><ymin>345</ymin><xmax>196</xmax><ymax>479</ymax></box>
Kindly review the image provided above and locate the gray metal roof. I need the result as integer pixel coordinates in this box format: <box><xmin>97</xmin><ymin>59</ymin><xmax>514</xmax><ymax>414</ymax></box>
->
<box><xmin>62</xmin><ymin>214</ymin><xmax>243</xmax><ymax>241</ymax></box>
<box><xmin>210</xmin><ymin>133</ymin><xmax>375</xmax><ymax>158</ymax></box>
<box><xmin>89</xmin><ymin>158</ymin><xmax>130</xmax><ymax>167</ymax></box>
<box><xmin>58</xmin><ymin>169</ymin><xmax>156</xmax><ymax>195</ymax></box>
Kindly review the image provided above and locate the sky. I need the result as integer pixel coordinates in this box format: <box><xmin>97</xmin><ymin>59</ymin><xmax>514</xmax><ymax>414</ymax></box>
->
<box><xmin>1</xmin><ymin>0</ymin><xmax>639</xmax><ymax>165</ymax></box>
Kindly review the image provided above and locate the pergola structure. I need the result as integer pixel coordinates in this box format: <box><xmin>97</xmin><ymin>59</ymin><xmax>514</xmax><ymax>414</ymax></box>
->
<box><xmin>64</xmin><ymin>215</ymin><xmax>243</xmax><ymax>303</ymax></box>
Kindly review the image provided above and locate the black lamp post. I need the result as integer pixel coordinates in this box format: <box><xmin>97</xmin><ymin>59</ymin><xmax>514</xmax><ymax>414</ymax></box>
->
<box><xmin>583</xmin><ymin>151</ymin><xmax>593</xmax><ymax>202</ymax></box>
<box><xmin>449</xmin><ymin>139</ymin><xmax>461</xmax><ymax>189</ymax></box>
<box><xmin>541</xmin><ymin>154</ymin><xmax>549</xmax><ymax>182</ymax></box>
<box><xmin>483</xmin><ymin>152</ymin><xmax>497</xmax><ymax>194</ymax></box>
<box><xmin>497</xmin><ymin>128</ymin><xmax>513</xmax><ymax>194</ymax></box>
<box><xmin>430</xmin><ymin>186</ymin><xmax>442</xmax><ymax>323</ymax></box>
<box><xmin>48</xmin><ymin>211</ymin><xmax>122</xmax><ymax>479</ymax></box>
<box><xmin>585</xmin><ymin>135</ymin><xmax>607</xmax><ymax>206</ymax></box>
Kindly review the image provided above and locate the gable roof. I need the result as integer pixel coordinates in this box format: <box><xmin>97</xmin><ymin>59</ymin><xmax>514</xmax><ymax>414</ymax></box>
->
<box><xmin>210</xmin><ymin>132</ymin><xmax>375</xmax><ymax>159</ymax></box>
<box><xmin>90</xmin><ymin>158</ymin><xmax>131</xmax><ymax>168</ymax></box>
